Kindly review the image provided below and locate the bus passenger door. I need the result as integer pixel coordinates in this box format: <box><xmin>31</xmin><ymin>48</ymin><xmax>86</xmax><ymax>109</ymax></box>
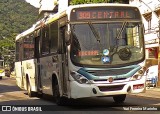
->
<box><xmin>59</xmin><ymin>25</ymin><xmax>68</xmax><ymax>96</ymax></box>
<box><xmin>34</xmin><ymin>32</ymin><xmax>42</xmax><ymax>93</ymax></box>
<box><xmin>39</xmin><ymin>26</ymin><xmax>53</xmax><ymax>95</ymax></box>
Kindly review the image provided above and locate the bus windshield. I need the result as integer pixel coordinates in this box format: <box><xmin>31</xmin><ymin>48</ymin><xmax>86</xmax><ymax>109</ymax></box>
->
<box><xmin>70</xmin><ymin>22</ymin><xmax>145</xmax><ymax>67</ymax></box>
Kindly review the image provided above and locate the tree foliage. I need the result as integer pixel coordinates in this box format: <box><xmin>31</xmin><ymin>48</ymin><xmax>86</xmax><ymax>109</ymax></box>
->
<box><xmin>0</xmin><ymin>0</ymin><xmax>38</xmax><ymax>64</ymax></box>
<box><xmin>0</xmin><ymin>0</ymin><xmax>38</xmax><ymax>38</ymax></box>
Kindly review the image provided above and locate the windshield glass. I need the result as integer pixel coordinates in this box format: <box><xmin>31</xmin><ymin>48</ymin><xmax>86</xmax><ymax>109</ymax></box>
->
<box><xmin>70</xmin><ymin>22</ymin><xmax>144</xmax><ymax>67</ymax></box>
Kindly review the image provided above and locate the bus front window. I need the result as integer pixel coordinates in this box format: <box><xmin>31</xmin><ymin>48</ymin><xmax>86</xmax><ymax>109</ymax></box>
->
<box><xmin>70</xmin><ymin>22</ymin><xmax>145</xmax><ymax>67</ymax></box>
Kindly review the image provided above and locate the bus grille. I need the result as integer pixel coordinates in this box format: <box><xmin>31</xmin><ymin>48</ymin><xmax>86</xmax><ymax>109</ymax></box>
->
<box><xmin>87</xmin><ymin>68</ymin><xmax>133</xmax><ymax>76</ymax></box>
<box><xmin>88</xmin><ymin>68</ymin><xmax>133</xmax><ymax>76</ymax></box>
<box><xmin>98</xmin><ymin>84</ymin><xmax>125</xmax><ymax>92</ymax></box>
<box><xmin>93</xmin><ymin>78</ymin><xmax>127</xmax><ymax>82</ymax></box>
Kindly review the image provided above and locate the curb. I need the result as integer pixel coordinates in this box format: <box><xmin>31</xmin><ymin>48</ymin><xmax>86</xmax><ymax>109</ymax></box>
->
<box><xmin>132</xmin><ymin>87</ymin><xmax>160</xmax><ymax>99</ymax></box>
<box><xmin>146</xmin><ymin>87</ymin><xmax>160</xmax><ymax>91</ymax></box>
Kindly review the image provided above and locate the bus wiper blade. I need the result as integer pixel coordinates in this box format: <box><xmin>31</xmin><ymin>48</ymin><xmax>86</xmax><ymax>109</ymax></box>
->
<box><xmin>88</xmin><ymin>22</ymin><xmax>101</xmax><ymax>42</ymax></box>
<box><xmin>110</xmin><ymin>22</ymin><xmax>127</xmax><ymax>63</ymax></box>
<box><xmin>110</xmin><ymin>22</ymin><xmax>127</xmax><ymax>55</ymax></box>
<box><xmin>116</xmin><ymin>22</ymin><xmax>127</xmax><ymax>39</ymax></box>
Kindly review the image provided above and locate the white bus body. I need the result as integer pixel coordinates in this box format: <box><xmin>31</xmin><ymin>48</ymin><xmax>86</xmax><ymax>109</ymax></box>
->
<box><xmin>15</xmin><ymin>3</ymin><xmax>146</xmax><ymax>105</ymax></box>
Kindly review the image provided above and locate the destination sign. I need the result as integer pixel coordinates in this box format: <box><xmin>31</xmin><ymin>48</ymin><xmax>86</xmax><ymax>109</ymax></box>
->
<box><xmin>77</xmin><ymin>10</ymin><xmax>133</xmax><ymax>20</ymax></box>
<box><xmin>71</xmin><ymin>7</ymin><xmax>140</xmax><ymax>21</ymax></box>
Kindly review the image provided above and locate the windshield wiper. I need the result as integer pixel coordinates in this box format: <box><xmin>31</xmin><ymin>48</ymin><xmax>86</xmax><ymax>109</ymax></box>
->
<box><xmin>116</xmin><ymin>22</ymin><xmax>127</xmax><ymax>39</ymax></box>
<box><xmin>88</xmin><ymin>22</ymin><xmax>101</xmax><ymax>43</ymax></box>
<box><xmin>110</xmin><ymin>21</ymin><xmax>128</xmax><ymax>52</ymax></box>
<box><xmin>109</xmin><ymin>22</ymin><xmax>128</xmax><ymax>63</ymax></box>
<box><xmin>88</xmin><ymin>22</ymin><xmax>103</xmax><ymax>54</ymax></box>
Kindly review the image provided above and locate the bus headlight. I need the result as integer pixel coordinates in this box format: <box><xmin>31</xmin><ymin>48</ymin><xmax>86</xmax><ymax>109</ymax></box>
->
<box><xmin>130</xmin><ymin>69</ymin><xmax>144</xmax><ymax>81</ymax></box>
<box><xmin>130</xmin><ymin>74</ymin><xmax>142</xmax><ymax>81</ymax></box>
<box><xmin>70</xmin><ymin>71</ymin><xmax>91</xmax><ymax>84</ymax></box>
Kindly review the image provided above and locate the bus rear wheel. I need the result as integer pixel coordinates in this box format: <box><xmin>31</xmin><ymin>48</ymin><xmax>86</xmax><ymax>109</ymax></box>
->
<box><xmin>0</xmin><ymin>76</ymin><xmax>2</xmax><ymax>80</ymax></box>
<box><xmin>113</xmin><ymin>94</ymin><xmax>126</xmax><ymax>103</ymax></box>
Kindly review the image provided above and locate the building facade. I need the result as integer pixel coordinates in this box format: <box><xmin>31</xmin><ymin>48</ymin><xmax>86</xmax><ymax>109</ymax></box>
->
<box><xmin>130</xmin><ymin>0</ymin><xmax>160</xmax><ymax>86</ymax></box>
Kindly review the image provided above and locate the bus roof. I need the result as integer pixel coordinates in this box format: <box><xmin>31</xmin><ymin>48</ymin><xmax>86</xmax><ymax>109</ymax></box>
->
<box><xmin>16</xmin><ymin>26</ymin><xmax>35</xmax><ymax>40</ymax></box>
<box><xmin>68</xmin><ymin>3</ymin><xmax>136</xmax><ymax>9</ymax></box>
<box><xmin>66</xmin><ymin>3</ymin><xmax>138</xmax><ymax>14</ymax></box>
<box><xmin>16</xmin><ymin>3</ymin><xmax>138</xmax><ymax>41</ymax></box>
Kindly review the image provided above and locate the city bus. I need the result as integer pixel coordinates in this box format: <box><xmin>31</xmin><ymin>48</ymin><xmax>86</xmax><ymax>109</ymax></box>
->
<box><xmin>0</xmin><ymin>59</ymin><xmax>5</xmax><ymax>79</ymax></box>
<box><xmin>15</xmin><ymin>3</ymin><xmax>146</xmax><ymax>105</ymax></box>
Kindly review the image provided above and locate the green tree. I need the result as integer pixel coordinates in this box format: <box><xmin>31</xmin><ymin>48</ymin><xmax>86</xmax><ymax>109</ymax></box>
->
<box><xmin>0</xmin><ymin>0</ymin><xmax>38</xmax><ymax>68</ymax></box>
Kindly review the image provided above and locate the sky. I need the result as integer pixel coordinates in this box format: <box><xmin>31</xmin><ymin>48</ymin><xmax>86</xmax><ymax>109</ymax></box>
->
<box><xmin>25</xmin><ymin>0</ymin><xmax>40</xmax><ymax>8</ymax></box>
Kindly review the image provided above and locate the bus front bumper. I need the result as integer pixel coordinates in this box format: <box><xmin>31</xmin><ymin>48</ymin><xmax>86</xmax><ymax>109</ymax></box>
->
<box><xmin>70</xmin><ymin>76</ymin><xmax>146</xmax><ymax>99</ymax></box>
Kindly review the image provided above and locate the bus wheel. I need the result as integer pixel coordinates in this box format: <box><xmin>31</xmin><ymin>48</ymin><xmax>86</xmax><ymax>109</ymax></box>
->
<box><xmin>53</xmin><ymin>85</ymin><xmax>67</xmax><ymax>105</ymax></box>
<box><xmin>0</xmin><ymin>76</ymin><xmax>2</xmax><ymax>80</ymax></box>
<box><xmin>113</xmin><ymin>94</ymin><xmax>126</xmax><ymax>103</ymax></box>
<box><xmin>27</xmin><ymin>81</ymin><xmax>35</xmax><ymax>97</ymax></box>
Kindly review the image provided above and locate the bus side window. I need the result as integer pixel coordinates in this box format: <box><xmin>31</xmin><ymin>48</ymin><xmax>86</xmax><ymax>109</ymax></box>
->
<box><xmin>16</xmin><ymin>40</ymin><xmax>22</xmax><ymax>61</ymax></box>
<box><xmin>23</xmin><ymin>34</ymin><xmax>35</xmax><ymax>59</ymax></box>
<box><xmin>29</xmin><ymin>34</ymin><xmax>35</xmax><ymax>58</ymax></box>
<box><xmin>41</xmin><ymin>26</ymin><xmax>50</xmax><ymax>55</ymax></box>
<box><xmin>59</xmin><ymin>26</ymin><xmax>66</xmax><ymax>54</ymax></box>
<box><xmin>50</xmin><ymin>21</ymin><xmax>58</xmax><ymax>53</ymax></box>
<box><xmin>34</xmin><ymin>30</ymin><xmax>41</xmax><ymax>58</ymax></box>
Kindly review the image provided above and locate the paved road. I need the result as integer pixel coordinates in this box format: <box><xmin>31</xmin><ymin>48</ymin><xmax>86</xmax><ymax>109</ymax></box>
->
<box><xmin>0</xmin><ymin>77</ymin><xmax>160</xmax><ymax>114</ymax></box>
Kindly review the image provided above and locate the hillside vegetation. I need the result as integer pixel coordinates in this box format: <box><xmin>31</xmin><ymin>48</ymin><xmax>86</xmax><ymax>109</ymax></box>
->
<box><xmin>0</xmin><ymin>0</ymin><xmax>38</xmax><ymax>38</ymax></box>
<box><xmin>0</xmin><ymin>0</ymin><xmax>38</xmax><ymax>61</ymax></box>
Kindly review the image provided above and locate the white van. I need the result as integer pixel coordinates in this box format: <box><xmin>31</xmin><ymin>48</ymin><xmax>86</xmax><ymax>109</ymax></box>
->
<box><xmin>145</xmin><ymin>65</ymin><xmax>158</xmax><ymax>87</ymax></box>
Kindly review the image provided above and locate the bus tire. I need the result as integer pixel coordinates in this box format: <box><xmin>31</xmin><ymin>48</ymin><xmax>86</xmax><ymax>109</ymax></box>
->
<box><xmin>53</xmin><ymin>84</ymin><xmax>67</xmax><ymax>105</ymax></box>
<box><xmin>27</xmin><ymin>81</ymin><xmax>35</xmax><ymax>97</ymax></box>
<box><xmin>113</xmin><ymin>94</ymin><xmax>126</xmax><ymax>103</ymax></box>
<box><xmin>0</xmin><ymin>76</ymin><xmax>2</xmax><ymax>80</ymax></box>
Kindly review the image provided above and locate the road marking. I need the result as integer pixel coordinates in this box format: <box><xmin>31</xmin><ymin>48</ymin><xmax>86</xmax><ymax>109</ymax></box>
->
<box><xmin>0</xmin><ymin>95</ymin><xmax>3</xmax><ymax>97</ymax></box>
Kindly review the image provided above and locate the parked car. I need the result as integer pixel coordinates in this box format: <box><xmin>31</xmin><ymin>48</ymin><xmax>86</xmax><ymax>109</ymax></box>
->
<box><xmin>145</xmin><ymin>65</ymin><xmax>158</xmax><ymax>87</ymax></box>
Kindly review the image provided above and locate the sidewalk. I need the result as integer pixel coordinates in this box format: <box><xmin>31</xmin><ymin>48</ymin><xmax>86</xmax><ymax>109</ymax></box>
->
<box><xmin>132</xmin><ymin>87</ymin><xmax>160</xmax><ymax>99</ymax></box>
